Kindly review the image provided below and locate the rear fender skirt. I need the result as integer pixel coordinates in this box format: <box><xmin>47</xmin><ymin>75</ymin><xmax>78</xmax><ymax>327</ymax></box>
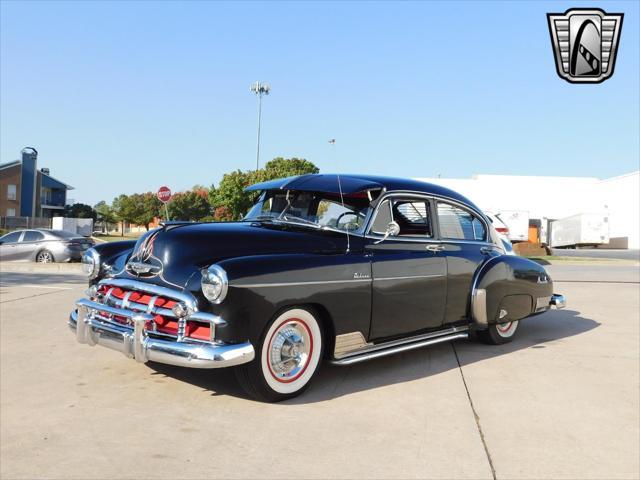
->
<box><xmin>470</xmin><ymin>255</ymin><xmax>553</xmax><ymax>327</ymax></box>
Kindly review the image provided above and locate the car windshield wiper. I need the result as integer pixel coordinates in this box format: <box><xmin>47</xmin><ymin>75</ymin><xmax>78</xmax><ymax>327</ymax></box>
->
<box><xmin>246</xmin><ymin>214</ymin><xmax>320</xmax><ymax>230</ymax></box>
<box><xmin>279</xmin><ymin>214</ymin><xmax>321</xmax><ymax>229</ymax></box>
<box><xmin>246</xmin><ymin>215</ymin><xmax>278</xmax><ymax>222</ymax></box>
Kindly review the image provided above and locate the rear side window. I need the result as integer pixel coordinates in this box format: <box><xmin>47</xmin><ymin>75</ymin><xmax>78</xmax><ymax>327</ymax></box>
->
<box><xmin>22</xmin><ymin>231</ymin><xmax>44</xmax><ymax>242</ymax></box>
<box><xmin>437</xmin><ymin>203</ymin><xmax>486</xmax><ymax>241</ymax></box>
<box><xmin>1</xmin><ymin>231</ymin><xmax>22</xmax><ymax>243</ymax></box>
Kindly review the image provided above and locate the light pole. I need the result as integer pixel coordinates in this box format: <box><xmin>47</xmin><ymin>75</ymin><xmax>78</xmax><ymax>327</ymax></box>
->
<box><xmin>250</xmin><ymin>81</ymin><xmax>270</xmax><ymax>170</ymax></box>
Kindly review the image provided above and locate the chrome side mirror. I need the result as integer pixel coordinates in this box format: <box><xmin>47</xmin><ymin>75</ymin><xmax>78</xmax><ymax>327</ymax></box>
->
<box><xmin>374</xmin><ymin>221</ymin><xmax>400</xmax><ymax>244</ymax></box>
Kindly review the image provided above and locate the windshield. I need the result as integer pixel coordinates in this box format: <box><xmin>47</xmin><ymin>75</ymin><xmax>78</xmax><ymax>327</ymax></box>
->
<box><xmin>244</xmin><ymin>190</ymin><xmax>371</xmax><ymax>234</ymax></box>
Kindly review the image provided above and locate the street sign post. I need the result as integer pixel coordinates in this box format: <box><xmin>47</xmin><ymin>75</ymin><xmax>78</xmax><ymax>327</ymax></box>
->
<box><xmin>157</xmin><ymin>186</ymin><xmax>172</xmax><ymax>220</ymax></box>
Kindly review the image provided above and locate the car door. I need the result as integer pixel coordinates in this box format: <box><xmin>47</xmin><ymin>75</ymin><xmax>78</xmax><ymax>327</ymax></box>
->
<box><xmin>18</xmin><ymin>230</ymin><xmax>46</xmax><ymax>261</ymax></box>
<box><xmin>365</xmin><ymin>195</ymin><xmax>447</xmax><ymax>340</ymax></box>
<box><xmin>0</xmin><ymin>231</ymin><xmax>25</xmax><ymax>261</ymax></box>
<box><xmin>435</xmin><ymin>201</ymin><xmax>500</xmax><ymax>323</ymax></box>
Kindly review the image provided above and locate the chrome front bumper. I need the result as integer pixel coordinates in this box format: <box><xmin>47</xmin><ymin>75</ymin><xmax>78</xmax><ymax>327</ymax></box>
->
<box><xmin>69</xmin><ymin>298</ymin><xmax>254</xmax><ymax>369</ymax></box>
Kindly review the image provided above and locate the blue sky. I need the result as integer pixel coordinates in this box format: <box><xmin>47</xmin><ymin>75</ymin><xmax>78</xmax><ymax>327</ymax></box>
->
<box><xmin>1</xmin><ymin>0</ymin><xmax>638</xmax><ymax>206</ymax></box>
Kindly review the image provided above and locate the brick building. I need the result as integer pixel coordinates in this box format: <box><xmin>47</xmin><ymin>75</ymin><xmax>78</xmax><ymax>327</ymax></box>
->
<box><xmin>0</xmin><ymin>148</ymin><xmax>73</xmax><ymax>218</ymax></box>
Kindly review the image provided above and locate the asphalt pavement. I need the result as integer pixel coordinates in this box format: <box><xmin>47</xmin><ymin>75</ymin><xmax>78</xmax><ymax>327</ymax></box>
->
<box><xmin>1</xmin><ymin>264</ymin><xmax>638</xmax><ymax>479</ymax></box>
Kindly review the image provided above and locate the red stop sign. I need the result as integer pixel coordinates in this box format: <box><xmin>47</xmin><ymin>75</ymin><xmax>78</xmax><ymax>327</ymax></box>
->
<box><xmin>157</xmin><ymin>186</ymin><xmax>172</xmax><ymax>203</ymax></box>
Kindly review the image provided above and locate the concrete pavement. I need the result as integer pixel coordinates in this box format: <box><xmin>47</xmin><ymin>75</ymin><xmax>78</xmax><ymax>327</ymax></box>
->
<box><xmin>1</xmin><ymin>265</ymin><xmax>638</xmax><ymax>479</ymax></box>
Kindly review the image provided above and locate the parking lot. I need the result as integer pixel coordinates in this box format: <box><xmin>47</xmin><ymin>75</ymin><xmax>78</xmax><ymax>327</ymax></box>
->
<box><xmin>1</xmin><ymin>262</ymin><xmax>639</xmax><ymax>480</ymax></box>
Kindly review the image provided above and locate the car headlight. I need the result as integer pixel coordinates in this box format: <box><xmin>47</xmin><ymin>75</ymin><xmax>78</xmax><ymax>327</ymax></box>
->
<box><xmin>81</xmin><ymin>248</ymin><xmax>100</xmax><ymax>279</ymax></box>
<box><xmin>201</xmin><ymin>265</ymin><xmax>228</xmax><ymax>304</ymax></box>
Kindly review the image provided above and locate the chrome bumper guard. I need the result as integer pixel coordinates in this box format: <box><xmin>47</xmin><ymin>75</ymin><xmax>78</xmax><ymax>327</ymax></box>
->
<box><xmin>550</xmin><ymin>294</ymin><xmax>566</xmax><ymax>309</ymax></box>
<box><xmin>69</xmin><ymin>298</ymin><xmax>254</xmax><ymax>369</ymax></box>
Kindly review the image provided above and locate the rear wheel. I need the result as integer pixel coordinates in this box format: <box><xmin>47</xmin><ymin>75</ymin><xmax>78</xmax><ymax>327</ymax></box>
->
<box><xmin>36</xmin><ymin>250</ymin><xmax>55</xmax><ymax>263</ymax></box>
<box><xmin>477</xmin><ymin>320</ymin><xmax>519</xmax><ymax>345</ymax></box>
<box><xmin>235</xmin><ymin>307</ymin><xmax>323</xmax><ymax>402</ymax></box>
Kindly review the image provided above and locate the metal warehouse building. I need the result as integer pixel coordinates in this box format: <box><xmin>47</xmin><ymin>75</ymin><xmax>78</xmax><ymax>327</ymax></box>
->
<box><xmin>417</xmin><ymin>171</ymin><xmax>640</xmax><ymax>249</ymax></box>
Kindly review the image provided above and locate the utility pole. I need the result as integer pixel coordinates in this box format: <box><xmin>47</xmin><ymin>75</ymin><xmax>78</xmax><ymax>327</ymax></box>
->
<box><xmin>250</xmin><ymin>81</ymin><xmax>270</xmax><ymax>170</ymax></box>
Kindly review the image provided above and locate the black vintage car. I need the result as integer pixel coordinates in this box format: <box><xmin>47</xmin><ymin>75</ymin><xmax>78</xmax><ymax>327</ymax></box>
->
<box><xmin>70</xmin><ymin>174</ymin><xmax>565</xmax><ymax>401</ymax></box>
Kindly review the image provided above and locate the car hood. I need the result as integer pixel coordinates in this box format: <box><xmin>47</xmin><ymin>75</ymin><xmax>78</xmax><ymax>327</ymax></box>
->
<box><xmin>114</xmin><ymin>222</ymin><xmax>348</xmax><ymax>289</ymax></box>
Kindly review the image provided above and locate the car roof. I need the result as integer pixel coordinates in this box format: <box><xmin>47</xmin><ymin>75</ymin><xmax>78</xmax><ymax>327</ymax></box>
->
<box><xmin>246</xmin><ymin>173</ymin><xmax>480</xmax><ymax>211</ymax></box>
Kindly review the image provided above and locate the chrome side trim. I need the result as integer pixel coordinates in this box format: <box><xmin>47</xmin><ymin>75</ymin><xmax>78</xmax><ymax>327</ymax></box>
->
<box><xmin>471</xmin><ymin>288</ymin><xmax>488</xmax><ymax>327</ymax></box>
<box><xmin>334</xmin><ymin>325</ymin><xmax>469</xmax><ymax>362</ymax></box>
<box><xmin>331</xmin><ymin>330</ymin><xmax>469</xmax><ymax>366</ymax></box>
<box><xmin>231</xmin><ymin>278</ymin><xmax>372</xmax><ymax>288</ymax></box>
<box><xmin>373</xmin><ymin>274</ymin><xmax>444</xmax><ymax>281</ymax></box>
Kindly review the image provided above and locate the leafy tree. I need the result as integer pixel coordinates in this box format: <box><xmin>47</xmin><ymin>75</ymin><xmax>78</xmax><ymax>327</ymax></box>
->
<box><xmin>94</xmin><ymin>201</ymin><xmax>117</xmax><ymax>232</ymax></box>
<box><xmin>210</xmin><ymin>158</ymin><xmax>319</xmax><ymax>221</ymax></box>
<box><xmin>131</xmin><ymin>193</ymin><xmax>162</xmax><ymax>230</ymax></box>
<box><xmin>260</xmin><ymin>157</ymin><xmax>319</xmax><ymax>181</ymax></box>
<box><xmin>64</xmin><ymin>203</ymin><xmax>96</xmax><ymax>219</ymax></box>
<box><xmin>168</xmin><ymin>190</ymin><xmax>211</xmax><ymax>221</ymax></box>
<box><xmin>210</xmin><ymin>170</ymin><xmax>255</xmax><ymax>221</ymax></box>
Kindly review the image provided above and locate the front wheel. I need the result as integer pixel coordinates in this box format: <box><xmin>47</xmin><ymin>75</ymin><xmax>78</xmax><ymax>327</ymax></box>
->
<box><xmin>235</xmin><ymin>307</ymin><xmax>324</xmax><ymax>402</ymax></box>
<box><xmin>476</xmin><ymin>320</ymin><xmax>519</xmax><ymax>345</ymax></box>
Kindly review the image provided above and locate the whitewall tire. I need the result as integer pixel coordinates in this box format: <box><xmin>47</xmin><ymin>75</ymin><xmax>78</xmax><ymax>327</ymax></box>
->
<box><xmin>477</xmin><ymin>320</ymin><xmax>519</xmax><ymax>345</ymax></box>
<box><xmin>236</xmin><ymin>307</ymin><xmax>324</xmax><ymax>402</ymax></box>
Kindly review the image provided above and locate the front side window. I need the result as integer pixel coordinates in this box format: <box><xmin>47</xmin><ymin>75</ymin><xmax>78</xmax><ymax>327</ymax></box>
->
<box><xmin>1</xmin><ymin>231</ymin><xmax>22</xmax><ymax>243</ymax></box>
<box><xmin>437</xmin><ymin>202</ymin><xmax>486</xmax><ymax>241</ymax></box>
<box><xmin>370</xmin><ymin>197</ymin><xmax>433</xmax><ymax>237</ymax></box>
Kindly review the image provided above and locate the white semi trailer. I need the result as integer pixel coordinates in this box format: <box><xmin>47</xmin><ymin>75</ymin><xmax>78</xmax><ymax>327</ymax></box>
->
<box><xmin>550</xmin><ymin>213</ymin><xmax>610</xmax><ymax>248</ymax></box>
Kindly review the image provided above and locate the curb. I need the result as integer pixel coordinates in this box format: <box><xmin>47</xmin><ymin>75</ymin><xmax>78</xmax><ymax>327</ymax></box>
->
<box><xmin>0</xmin><ymin>262</ymin><xmax>84</xmax><ymax>274</ymax></box>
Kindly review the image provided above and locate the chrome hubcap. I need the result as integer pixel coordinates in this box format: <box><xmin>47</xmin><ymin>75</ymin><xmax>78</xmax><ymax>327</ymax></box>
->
<box><xmin>268</xmin><ymin>322</ymin><xmax>310</xmax><ymax>380</ymax></box>
<box><xmin>38</xmin><ymin>252</ymin><xmax>52</xmax><ymax>263</ymax></box>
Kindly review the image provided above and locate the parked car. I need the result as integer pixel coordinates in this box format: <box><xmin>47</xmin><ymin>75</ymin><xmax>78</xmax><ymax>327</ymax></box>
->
<box><xmin>69</xmin><ymin>174</ymin><xmax>565</xmax><ymax>402</ymax></box>
<box><xmin>0</xmin><ymin>229</ymin><xmax>94</xmax><ymax>263</ymax></box>
<box><xmin>485</xmin><ymin>212</ymin><xmax>516</xmax><ymax>255</ymax></box>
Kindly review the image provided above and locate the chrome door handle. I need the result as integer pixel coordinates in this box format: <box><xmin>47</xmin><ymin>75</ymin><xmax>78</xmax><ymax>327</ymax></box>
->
<box><xmin>480</xmin><ymin>246</ymin><xmax>494</xmax><ymax>255</ymax></box>
<box><xmin>426</xmin><ymin>244</ymin><xmax>445</xmax><ymax>253</ymax></box>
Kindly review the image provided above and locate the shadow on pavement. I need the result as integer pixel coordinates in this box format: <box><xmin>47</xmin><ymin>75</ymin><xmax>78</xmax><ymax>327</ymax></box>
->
<box><xmin>147</xmin><ymin>308</ymin><xmax>599</xmax><ymax>403</ymax></box>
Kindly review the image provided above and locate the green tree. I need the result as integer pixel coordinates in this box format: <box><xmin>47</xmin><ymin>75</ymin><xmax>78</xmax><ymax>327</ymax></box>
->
<box><xmin>64</xmin><ymin>203</ymin><xmax>96</xmax><ymax>219</ymax></box>
<box><xmin>94</xmin><ymin>201</ymin><xmax>117</xmax><ymax>233</ymax></box>
<box><xmin>135</xmin><ymin>192</ymin><xmax>162</xmax><ymax>230</ymax></box>
<box><xmin>168</xmin><ymin>190</ymin><xmax>211</xmax><ymax>221</ymax></box>
<box><xmin>210</xmin><ymin>170</ymin><xmax>255</xmax><ymax>221</ymax></box>
<box><xmin>261</xmin><ymin>157</ymin><xmax>319</xmax><ymax>180</ymax></box>
<box><xmin>112</xmin><ymin>194</ymin><xmax>136</xmax><ymax>236</ymax></box>
<box><xmin>210</xmin><ymin>157</ymin><xmax>319</xmax><ymax>221</ymax></box>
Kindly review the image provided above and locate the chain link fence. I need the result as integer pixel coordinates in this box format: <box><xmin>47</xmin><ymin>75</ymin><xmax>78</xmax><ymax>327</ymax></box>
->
<box><xmin>0</xmin><ymin>216</ymin><xmax>53</xmax><ymax>232</ymax></box>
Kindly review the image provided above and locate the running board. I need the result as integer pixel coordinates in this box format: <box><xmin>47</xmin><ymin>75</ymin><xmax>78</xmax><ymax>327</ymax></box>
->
<box><xmin>330</xmin><ymin>328</ymin><xmax>469</xmax><ymax>366</ymax></box>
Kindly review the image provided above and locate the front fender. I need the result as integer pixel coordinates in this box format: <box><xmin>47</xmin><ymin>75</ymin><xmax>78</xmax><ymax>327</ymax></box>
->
<box><xmin>471</xmin><ymin>255</ymin><xmax>553</xmax><ymax>327</ymax></box>
<box><xmin>196</xmin><ymin>253</ymin><xmax>372</xmax><ymax>345</ymax></box>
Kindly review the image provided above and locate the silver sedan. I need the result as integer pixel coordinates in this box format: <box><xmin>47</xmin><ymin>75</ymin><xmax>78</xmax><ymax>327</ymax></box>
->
<box><xmin>0</xmin><ymin>229</ymin><xmax>94</xmax><ymax>263</ymax></box>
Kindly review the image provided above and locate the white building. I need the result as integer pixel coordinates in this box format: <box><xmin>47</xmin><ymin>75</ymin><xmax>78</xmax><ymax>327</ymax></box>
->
<box><xmin>416</xmin><ymin>171</ymin><xmax>640</xmax><ymax>249</ymax></box>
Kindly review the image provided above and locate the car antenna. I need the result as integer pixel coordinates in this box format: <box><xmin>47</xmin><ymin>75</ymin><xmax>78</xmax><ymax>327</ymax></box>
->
<box><xmin>329</xmin><ymin>139</ymin><xmax>350</xmax><ymax>253</ymax></box>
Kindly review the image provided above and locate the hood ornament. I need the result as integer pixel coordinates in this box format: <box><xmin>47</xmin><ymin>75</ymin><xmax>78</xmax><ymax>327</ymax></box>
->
<box><xmin>126</xmin><ymin>230</ymin><xmax>163</xmax><ymax>277</ymax></box>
